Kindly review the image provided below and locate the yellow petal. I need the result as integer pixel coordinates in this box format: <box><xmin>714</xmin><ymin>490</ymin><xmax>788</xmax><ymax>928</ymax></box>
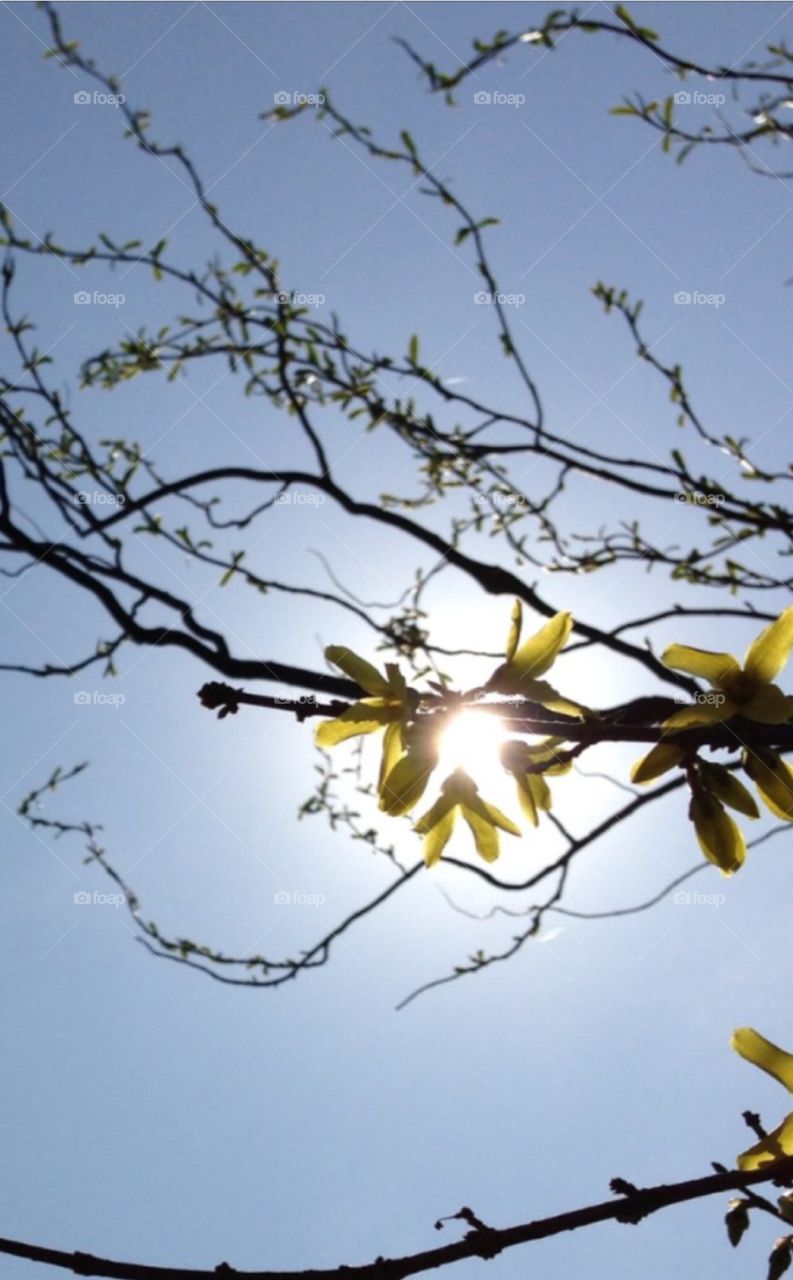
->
<box><xmin>526</xmin><ymin>772</ymin><xmax>552</xmax><ymax>812</ymax></box>
<box><xmin>699</xmin><ymin>763</ymin><xmax>759</xmax><ymax>819</ymax></box>
<box><xmin>479</xmin><ymin>799</ymin><xmax>522</xmax><ymax>836</ymax></box>
<box><xmin>379</xmin><ymin>748</ymin><xmax>438</xmax><ymax>816</ymax></box>
<box><xmin>501</xmin><ymin>739</ymin><xmax>561</xmax><ymax>773</ymax></box>
<box><xmin>314</xmin><ymin>699</ymin><xmax>395</xmax><ymax>747</ymax></box>
<box><xmin>415</xmin><ymin>800</ymin><xmax>457</xmax><ymax>867</ymax></box>
<box><xmin>732</xmin><ymin>1028</ymin><xmax>793</xmax><ymax>1093</ymax></box>
<box><xmin>661</xmin><ymin>643</ymin><xmax>740</xmax><ymax>689</ymax></box>
<box><xmin>742</xmin><ymin>748</ymin><xmax>793</xmax><ymax>821</ymax></box>
<box><xmin>384</xmin><ymin>662</ymin><xmax>407</xmax><ymax>698</ymax></box>
<box><xmin>740</xmin><ymin>683</ymin><xmax>793</xmax><ymax>724</ymax></box>
<box><xmin>508</xmin><ymin>611</ymin><xmax>573</xmax><ymax>680</ymax></box>
<box><xmin>415</xmin><ymin>787</ymin><xmax>458</xmax><ymax>834</ymax></box>
<box><xmin>661</xmin><ymin>699</ymin><xmax>736</xmax><ymax>731</ymax></box>
<box><xmin>505</xmin><ymin>599</ymin><xmax>522</xmax><ymax>663</ymax></box>
<box><xmin>630</xmin><ymin>741</ymin><xmax>686</xmax><ymax>784</ymax></box>
<box><xmin>324</xmin><ymin>646</ymin><xmax>391</xmax><ymax>697</ymax></box>
<box><xmin>743</xmin><ymin>607</ymin><xmax>793</xmax><ymax>684</ymax></box>
<box><xmin>514</xmin><ymin>775</ymin><xmax>539</xmax><ymax>826</ymax></box>
<box><xmin>528</xmin><ymin>737</ymin><xmax>574</xmax><ymax>776</ymax></box>
<box><xmin>378</xmin><ymin>721</ymin><xmax>404</xmax><ymax>794</ymax></box>
<box><xmin>491</xmin><ymin>674</ymin><xmax>585</xmax><ymax>717</ymax></box>
<box><xmin>459</xmin><ymin>794</ymin><xmax>520</xmax><ymax>862</ymax></box>
<box><xmin>689</xmin><ymin>792</ymin><xmax>746</xmax><ymax>875</ymax></box>
<box><xmin>737</xmin><ymin>1111</ymin><xmax>793</xmax><ymax>1171</ymax></box>
<box><xmin>460</xmin><ymin>805</ymin><xmax>502</xmax><ymax>862</ymax></box>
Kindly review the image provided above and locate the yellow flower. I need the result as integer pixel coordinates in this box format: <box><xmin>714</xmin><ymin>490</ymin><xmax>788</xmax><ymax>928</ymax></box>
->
<box><xmin>486</xmin><ymin>601</ymin><xmax>585</xmax><ymax>717</ymax></box>
<box><xmin>314</xmin><ymin>647</ymin><xmax>414</xmax><ymax>787</ymax></box>
<box><xmin>630</xmin><ymin>741</ymin><xmax>686</xmax><ymax>784</ymax></box>
<box><xmin>500</xmin><ymin>737</ymin><xmax>571</xmax><ymax>826</ymax></box>
<box><xmin>379</xmin><ymin>727</ymin><xmax>439</xmax><ymax>817</ymax></box>
<box><xmin>688</xmin><ymin>791</ymin><xmax>746</xmax><ymax>876</ymax></box>
<box><xmin>414</xmin><ymin>768</ymin><xmax>521</xmax><ymax>867</ymax></box>
<box><xmin>661</xmin><ymin>607</ymin><xmax>793</xmax><ymax>730</ymax></box>
<box><xmin>742</xmin><ymin>747</ymin><xmax>793</xmax><ymax>821</ymax></box>
<box><xmin>732</xmin><ymin>1028</ymin><xmax>793</xmax><ymax>1170</ymax></box>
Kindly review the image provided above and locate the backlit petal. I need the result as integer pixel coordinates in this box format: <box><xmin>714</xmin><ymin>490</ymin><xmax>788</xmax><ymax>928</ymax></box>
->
<box><xmin>661</xmin><ymin>643</ymin><xmax>740</xmax><ymax>689</ymax></box>
<box><xmin>315</xmin><ymin>699</ymin><xmax>395</xmax><ymax>747</ymax></box>
<box><xmin>630</xmin><ymin>741</ymin><xmax>686</xmax><ymax>784</ymax></box>
<box><xmin>737</xmin><ymin>1112</ymin><xmax>793</xmax><ymax>1171</ymax></box>
<box><xmin>689</xmin><ymin>792</ymin><xmax>746</xmax><ymax>875</ymax></box>
<box><xmin>740</xmin><ymin>683</ymin><xmax>793</xmax><ymax>724</ymax></box>
<box><xmin>661</xmin><ymin>700</ymin><xmax>735</xmax><ymax>731</ymax></box>
<box><xmin>507</xmin><ymin>611</ymin><xmax>573</xmax><ymax>679</ymax></box>
<box><xmin>699</xmin><ymin>762</ymin><xmax>760</xmax><ymax>818</ymax></box>
<box><xmin>742</xmin><ymin>748</ymin><xmax>793</xmax><ymax>821</ymax></box>
<box><xmin>732</xmin><ymin>1028</ymin><xmax>793</xmax><ymax>1093</ymax></box>
<box><xmin>324</xmin><ymin>646</ymin><xmax>392</xmax><ymax>697</ymax></box>
<box><xmin>743</xmin><ymin>607</ymin><xmax>793</xmax><ymax>684</ymax></box>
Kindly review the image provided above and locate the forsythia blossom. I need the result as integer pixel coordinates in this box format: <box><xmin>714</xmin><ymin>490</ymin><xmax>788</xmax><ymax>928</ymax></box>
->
<box><xmin>661</xmin><ymin>607</ymin><xmax>793</xmax><ymax>730</ymax></box>
<box><xmin>732</xmin><ymin>1028</ymin><xmax>793</xmax><ymax>1170</ymax></box>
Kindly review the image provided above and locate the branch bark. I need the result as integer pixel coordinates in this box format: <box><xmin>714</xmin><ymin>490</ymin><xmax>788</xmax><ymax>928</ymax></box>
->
<box><xmin>3</xmin><ymin>1157</ymin><xmax>792</xmax><ymax>1280</ymax></box>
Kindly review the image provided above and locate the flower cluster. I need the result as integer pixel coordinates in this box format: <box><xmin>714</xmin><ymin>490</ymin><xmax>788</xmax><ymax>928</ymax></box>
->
<box><xmin>315</xmin><ymin>601</ymin><xmax>581</xmax><ymax>867</ymax></box>
<box><xmin>631</xmin><ymin>609</ymin><xmax>793</xmax><ymax>874</ymax></box>
<box><xmin>315</xmin><ymin>605</ymin><xmax>793</xmax><ymax>876</ymax></box>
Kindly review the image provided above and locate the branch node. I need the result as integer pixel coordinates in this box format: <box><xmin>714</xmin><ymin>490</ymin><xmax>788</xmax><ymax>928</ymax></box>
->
<box><xmin>72</xmin><ymin>1252</ymin><xmax>99</xmax><ymax>1277</ymax></box>
<box><xmin>198</xmin><ymin>681</ymin><xmax>240</xmax><ymax>717</ymax></box>
<box><xmin>610</xmin><ymin>1177</ymin><xmax>650</xmax><ymax>1224</ymax></box>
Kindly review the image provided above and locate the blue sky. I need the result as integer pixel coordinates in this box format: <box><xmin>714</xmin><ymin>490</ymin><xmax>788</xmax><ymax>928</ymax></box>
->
<box><xmin>1</xmin><ymin>4</ymin><xmax>793</xmax><ymax>1279</ymax></box>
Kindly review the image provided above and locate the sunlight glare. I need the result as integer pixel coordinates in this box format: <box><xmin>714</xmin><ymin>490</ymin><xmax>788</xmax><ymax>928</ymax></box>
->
<box><xmin>436</xmin><ymin>710</ymin><xmax>509</xmax><ymax>792</ymax></box>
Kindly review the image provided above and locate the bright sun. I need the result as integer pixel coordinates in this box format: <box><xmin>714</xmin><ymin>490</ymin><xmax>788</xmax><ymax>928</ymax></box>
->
<box><xmin>436</xmin><ymin>710</ymin><xmax>510</xmax><ymax>790</ymax></box>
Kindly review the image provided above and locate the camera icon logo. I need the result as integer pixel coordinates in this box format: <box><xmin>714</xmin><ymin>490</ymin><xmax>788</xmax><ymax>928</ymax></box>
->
<box><xmin>673</xmin><ymin>91</ymin><xmax>692</xmax><ymax>105</ymax></box>
<box><xmin>73</xmin><ymin>90</ymin><xmax>92</xmax><ymax>105</ymax></box>
<box><xmin>473</xmin><ymin>291</ymin><xmax>491</xmax><ymax>304</ymax></box>
<box><xmin>73</xmin><ymin>291</ymin><xmax>92</xmax><ymax>305</ymax></box>
<box><xmin>275</xmin><ymin>492</ymin><xmax>291</xmax><ymax>504</ymax></box>
<box><xmin>73</xmin><ymin>690</ymin><xmax>92</xmax><ymax>704</ymax></box>
<box><xmin>473</xmin><ymin>91</ymin><xmax>492</xmax><ymax>105</ymax></box>
<box><xmin>74</xmin><ymin>890</ymin><xmax>92</xmax><ymax>904</ymax></box>
<box><xmin>673</xmin><ymin>291</ymin><xmax>692</xmax><ymax>305</ymax></box>
<box><xmin>275</xmin><ymin>289</ymin><xmax>291</xmax><ymax>304</ymax></box>
<box><xmin>273</xmin><ymin>91</ymin><xmax>292</xmax><ymax>106</ymax></box>
<box><xmin>273</xmin><ymin>890</ymin><xmax>292</xmax><ymax>905</ymax></box>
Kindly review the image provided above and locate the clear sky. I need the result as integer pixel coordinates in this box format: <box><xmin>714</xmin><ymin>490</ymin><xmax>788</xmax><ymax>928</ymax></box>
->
<box><xmin>1</xmin><ymin>4</ymin><xmax>792</xmax><ymax>1280</ymax></box>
